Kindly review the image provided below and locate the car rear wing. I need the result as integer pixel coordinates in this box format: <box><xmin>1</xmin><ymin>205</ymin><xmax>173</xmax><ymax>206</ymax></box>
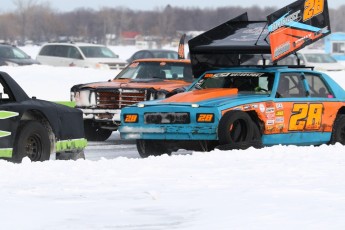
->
<box><xmin>188</xmin><ymin>0</ymin><xmax>331</xmax><ymax>78</ymax></box>
<box><xmin>267</xmin><ymin>0</ymin><xmax>331</xmax><ymax>62</ymax></box>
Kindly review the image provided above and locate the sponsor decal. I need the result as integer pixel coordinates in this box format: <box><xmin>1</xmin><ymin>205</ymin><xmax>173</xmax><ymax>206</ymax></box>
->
<box><xmin>289</xmin><ymin>103</ymin><xmax>323</xmax><ymax>131</ymax></box>
<box><xmin>266</xmin><ymin>107</ymin><xmax>275</xmax><ymax>113</ymax></box>
<box><xmin>276</xmin><ymin>124</ymin><xmax>285</xmax><ymax>130</ymax></box>
<box><xmin>252</xmin><ymin>104</ymin><xmax>259</xmax><ymax>109</ymax></box>
<box><xmin>213</xmin><ymin>73</ymin><xmax>264</xmax><ymax>78</ymax></box>
<box><xmin>269</xmin><ymin>10</ymin><xmax>302</xmax><ymax>33</ymax></box>
<box><xmin>276</xmin><ymin>103</ymin><xmax>283</xmax><ymax>109</ymax></box>
<box><xmin>276</xmin><ymin>117</ymin><xmax>284</xmax><ymax>123</ymax></box>
<box><xmin>274</xmin><ymin>42</ymin><xmax>291</xmax><ymax>59</ymax></box>
<box><xmin>259</xmin><ymin>104</ymin><xmax>265</xmax><ymax>113</ymax></box>
<box><xmin>276</xmin><ymin>111</ymin><xmax>284</xmax><ymax>116</ymax></box>
<box><xmin>243</xmin><ymin>105</ymin><xmax>251</xmax><ymax>110</ymax></box>
<box><xmin>267</xmin><ymin>0</ymin><xmax>330</xmax><ymax>62</ymax></box>
<box><xmin>266</xmin><ymin>113</ymin><xmax>275</xmax><ymax>119</ymax></box>
<box><xmin>267</xmin><ymin>120</ymin><xmax>275</xmax><ymax>126</ymax></box>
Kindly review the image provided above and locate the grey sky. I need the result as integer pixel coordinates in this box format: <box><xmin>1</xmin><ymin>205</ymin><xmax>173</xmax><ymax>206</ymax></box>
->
<box><xmin>2</xmin><ymin>0</ymin><xmax>345</xmax><ymax>12</ymax></box>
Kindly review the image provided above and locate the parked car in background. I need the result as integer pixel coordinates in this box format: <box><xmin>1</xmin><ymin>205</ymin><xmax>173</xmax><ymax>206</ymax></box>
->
<box><xmin>0</xmin><ymin>43</ymin><xmax>40</xmax><ymax>66</ymax></box>
<box><xmin>36</xmin><ymin>42</ymin><xmax>127</xmax><ymax>70</ymax></box>
<box><xmin>276</xmin><ymin>49</ymin><xmax>345</xmax><ymax>71</ymax></box>
<box><xmin>127</xmin><ymin>49</ymin><xmax>179</xmax><ymax>63</ymax></box>
<box><xmin>71</xmin><ymin>58</ymin><xmax>193</xmax><ymax>141</ymax></box>
<box><xmin>0</xmin><ymin>71</ymin><xmax>87</xmax><ymax>163</ymax></box>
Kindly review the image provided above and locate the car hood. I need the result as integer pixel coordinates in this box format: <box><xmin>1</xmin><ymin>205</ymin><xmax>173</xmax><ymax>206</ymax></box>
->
<box><xmin>312</xmin><ymin>63</ymin><xmax>345</xmax><ymax>71</ymax></box>
<box><xmin>154</xmin><ymin>88</ymin><xmax>270</xmax><ymax>107</ymax></box>
<box><xmin>77</xmin><ymin>79</ymin><xmax>191</xmax><ymax>91</ymax></box>
<box><xmin>4</xmin><ymin>58</ymin><xmax>40</xmax><ymax>65</ymax></box>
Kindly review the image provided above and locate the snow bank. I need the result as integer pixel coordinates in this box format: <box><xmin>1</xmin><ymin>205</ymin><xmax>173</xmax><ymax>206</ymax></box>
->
<box><xmin>1</xmin><ymin>145</ymin><xmax>345</xmax><ymax>229</ymax></box>
<box><xmin>0</xmin><ymin>45</ymin><xmax>345</xmax><ymax>229</ymax></box>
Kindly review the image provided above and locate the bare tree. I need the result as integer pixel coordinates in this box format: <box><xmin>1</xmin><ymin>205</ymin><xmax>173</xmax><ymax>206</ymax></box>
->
<box><xmin>1</xmin><ymin>3</ymin><xmax>345</xmax><ymax>44</ymax></box>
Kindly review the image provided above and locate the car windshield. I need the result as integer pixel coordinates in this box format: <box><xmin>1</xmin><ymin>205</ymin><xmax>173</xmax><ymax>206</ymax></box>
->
<box><xmin>151</xmin><ymin>51</ymin><xmax>178</xmax><ymax>59</ymax></box>
<box><xmin>115</xmin><ymin>61</ymin><xmax>193</xmax><ymax>82</ymax></box>
<box><xmin>303</xmin><ymin>53</ymin><xmax>337</xmax><ymax>63</ymax></box>
<box><xmin>0</xmin><ymin>46</ymin><xmax>30</xmax><ymax>59</ymax></box>
<box><xmin>191</xmin><ymin>72</ymin><xmax>275</xmax><ymax>94</ymax></box>
<box><xmin>79</xmin><ymin>46</ymin><xmax>119</xmax><ymax>58</ymax></box>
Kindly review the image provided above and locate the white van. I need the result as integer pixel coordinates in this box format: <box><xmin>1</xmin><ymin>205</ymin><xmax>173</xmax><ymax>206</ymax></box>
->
<box><xmin>36</xmin><ymin>42</ymin><xmax>127</xmax><ymax>70</ymax></box>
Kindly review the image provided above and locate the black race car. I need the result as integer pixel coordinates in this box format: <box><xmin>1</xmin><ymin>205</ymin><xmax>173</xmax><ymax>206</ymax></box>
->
<box><xmin>0</xmin><ymin>71</ymin><xmax>86</xmax><ymax>163</ymax></box>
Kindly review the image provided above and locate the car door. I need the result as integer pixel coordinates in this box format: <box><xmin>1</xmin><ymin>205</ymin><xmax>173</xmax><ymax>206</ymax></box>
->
<box><xmin>0</xmin><ymin>78</ymin><xmax>19</xmax><ymax>154</ymax></box>
<box><xmin>265</xmin><ymin>72</ymin><xmax>332</xmax><ymax>145</ymax></box>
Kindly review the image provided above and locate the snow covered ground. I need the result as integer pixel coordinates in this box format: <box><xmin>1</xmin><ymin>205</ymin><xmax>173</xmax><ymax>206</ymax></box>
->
<box><xmin>0</xmin><ymin>46</ymin><xmax>345</xmax><ymax>229</ymax></box>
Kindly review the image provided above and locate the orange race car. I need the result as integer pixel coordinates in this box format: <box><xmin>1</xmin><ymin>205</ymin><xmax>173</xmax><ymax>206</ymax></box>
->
<box><xmin>70</xmin><ymin>58</ymin><xmax>193</xmax><ymax>141</ymax></box>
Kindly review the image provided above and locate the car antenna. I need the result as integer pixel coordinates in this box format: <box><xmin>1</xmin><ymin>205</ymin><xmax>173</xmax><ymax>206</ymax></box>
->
<box><xmin>178</xmin><ymin>34</ymin><xmax>186</xmax><ymax>59</ymax></box>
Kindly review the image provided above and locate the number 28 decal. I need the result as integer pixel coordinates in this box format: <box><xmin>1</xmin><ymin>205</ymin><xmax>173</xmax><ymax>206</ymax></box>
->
<box><xmin>289</xmin><ymin>103</ymin><xmax>323</xmax><ymax>131</ymax></box>
<box><xmin>303</xmin><ymin>0</ymin><xmax>325</xmax><ymax>21</ymax></box>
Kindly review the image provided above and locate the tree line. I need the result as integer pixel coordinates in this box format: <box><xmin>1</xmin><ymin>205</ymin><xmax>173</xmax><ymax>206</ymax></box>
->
<box><xmin>1</xmin><ymin>1</ymin><xmax>345</xmax><ymax>45</ymax></box>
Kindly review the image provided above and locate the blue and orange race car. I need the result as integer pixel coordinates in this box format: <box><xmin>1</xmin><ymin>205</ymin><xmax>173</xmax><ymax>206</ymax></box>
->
<box><xmin>119</xmin><ymin>0</ymin><xmax>345</xmax><ymax>157</ymax></box>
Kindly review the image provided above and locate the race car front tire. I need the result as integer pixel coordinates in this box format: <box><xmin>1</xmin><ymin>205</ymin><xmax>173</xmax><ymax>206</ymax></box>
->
<box><xmin>218</xmin><ymin>111</ymin><xmax>254</xmax><ymax>145</ymax></box>
<box><xmin>216</xmin><ymin>120</ymin><xmax>263</xmax><ymax>150</ymax></box>
<box><xmin>84</xmin><ymin>120</ymin><xmax>112</xmax><ymax>141</ymax></box>
<box><xmin>136</xmin><ymin>140</ymin><xmax>172</xmax><ymax>158</ymax></box>
<box><xmin>330</xmin><ymin>114</ymin><xmax>345</xmax><ymax>145</ymax></box>
<box><xmin>12</xmin><ymin>121</ymin><xmax>51</xmax><ymax>163</ymax></box>
<box><xmin>217</xmin><ymin>111</ymin><xmax>263</xmax><ymax>150</ymax></box>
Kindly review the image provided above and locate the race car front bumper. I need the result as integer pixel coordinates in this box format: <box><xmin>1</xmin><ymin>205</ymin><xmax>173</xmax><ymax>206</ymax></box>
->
<box><xmin>79</xmin><ymin>108</ymin><xmax>121</xmax><ymax>122</ymax></box>
<box><xmin>119</xmin><ymin>124</ymin><xmax>218</xmax><ymax>140</ymax></box>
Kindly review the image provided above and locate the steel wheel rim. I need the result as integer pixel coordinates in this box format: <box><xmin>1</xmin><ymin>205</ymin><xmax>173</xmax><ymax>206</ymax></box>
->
<box><xmin>25</xmin><ymin>134</ymin><xmax>43</xmax><ymax>161</ymax></box>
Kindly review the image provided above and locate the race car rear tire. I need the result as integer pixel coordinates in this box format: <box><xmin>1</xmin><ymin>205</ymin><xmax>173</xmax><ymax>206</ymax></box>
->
<box><xmin>136</xmin><ymin>140</ymin><xmax>172</xmax><ymax>158</ymax></box>
<box><xmin>218</xmin><ymin>111</ymin><xmax>254</xmax><ymax>145</ymax></box>
<box><xmin>84</xmin><ymin>120</ymin><xmax>112</xmax><ymax>141</ymax></box>
<box><xmin>330</xmin><ymin>114</ymin><xmax>345</xmax><ymax>145</ymax></box>
<box><xmin>13</xmin><ymin>121</ymin><xmax>51</xmax><ymax>163</ymax></box>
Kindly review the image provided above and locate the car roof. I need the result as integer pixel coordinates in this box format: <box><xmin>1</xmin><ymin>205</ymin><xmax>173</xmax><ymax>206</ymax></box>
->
<box><xmin>298</xmin><ymin>49</ymin><xmax>327</xmax><ymax>54</ymax></box>
<box><xmin>132</xmin><ymin>58</ymin><xmax>191</xmax><ymax>64</ymax></box>
<box><xmin>0</xmin><ymin>43</ymin><xmax>12</xmax><ymax>47</ymax></box>
<box><xmin>136</xmin><ymin>49</ymin><xmax>177</xmax><ymax>52</ymax></box>
<box><xmin>205</xmin><ymin>66</ymin><xmax>319</xmax><ymax>74</ymax></box>
<box><xmin>42</xmin><ymin>42</ymin><xmax>106</xmax><ymax>47</ymax></box>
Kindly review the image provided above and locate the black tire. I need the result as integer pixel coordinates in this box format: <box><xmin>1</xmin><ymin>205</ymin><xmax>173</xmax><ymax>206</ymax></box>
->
<box><xmin>13</xmin><ymin>121</ymin><xmax>51</xmax><ymax>163</ymax></box>
<box><xmin>217</xmin><ymin>111</ymin><xmax>263</xmax><ymax>151</ymax></box>
<box><xmin>218</xmin><ymin>111</ymin><xmax>254</xmax><ymax>145</ymax></box>
<box><xmin>330</xmin><ymin>114</ymin><xmax>345</xmax><ymax>145</ymax></box>
<box><xmin>136</xmin><ymin>140</ymin><xmax>171</xmax><ymax>158</ymax></box>
<box><xmin>84</xmin><ymin>120</ymin><xmax>112</xmax><ymax>141</ymax></box>
<box><xmin>216</xmin><ymin>122</ymin><xmax>263</xmax><ymax>150</ymax></box>
<box><xmin>56</xmin><ymin>150</ymin><xmax>85</xmax><ymax>160</ymax></box>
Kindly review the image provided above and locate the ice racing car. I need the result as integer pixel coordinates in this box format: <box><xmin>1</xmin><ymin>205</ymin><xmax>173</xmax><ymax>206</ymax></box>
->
<box><xmin>0</xmin><ymin>71</ymin><xmax>87</xmax><ymax>163</ymax></box>
<box><xmin>71</xmin><ymin>35</ymin><xmax>193</xmax><ymax>141</ymax></box>
<box><xmin>119</xmin><ymin>0</ymin><xmax>345</xmax><ymax>157</ymax></box>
